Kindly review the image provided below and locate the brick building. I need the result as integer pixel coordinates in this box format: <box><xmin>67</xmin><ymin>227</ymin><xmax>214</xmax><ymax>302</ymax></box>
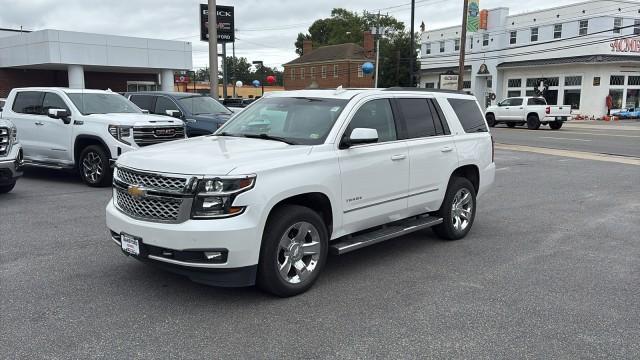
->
<box><xmin>283</xmin><ymin>32</ymin><xmax>375</xmax><ymax>90</ymax></box>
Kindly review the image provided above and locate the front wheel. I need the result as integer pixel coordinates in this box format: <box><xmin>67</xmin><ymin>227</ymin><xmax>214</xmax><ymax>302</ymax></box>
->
<box><xmin>0</xmin><ymin>181</ymin><xmax>16</xmax><ymax>193</ymax></box>
<box><xmin>257</xmin><ymin>205</ymin><xmax>328</xmax><ymax>297</ymax></box>
<box><xmin>79</xmin><ymin>145</ymin><xmax>112</xmax><ymax>187</ymax></box>
<box><xmin>433</xmin><ymin>177</ymin><xmax>477</xmax><ymax>241</ymax></box>
<box><xmin>549</xmin><ymin>121</ymin><xmax>563</xmax><ymax>130</ymax></box>
<box><xmin>486</xmin><ymin>113</ymin><xmax>496</xmax><ymax>127</ymax></box>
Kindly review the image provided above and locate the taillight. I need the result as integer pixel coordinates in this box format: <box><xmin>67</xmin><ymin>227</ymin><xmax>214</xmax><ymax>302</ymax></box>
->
<box><xmin>491</xmin><ymin>134</ymin><xmax>495</xmax><ymax>163</ymax></box>
<box><xmin>545</xmin><ymin>106</ymin><xmax>551</xmax><ymax>114</ymax></box>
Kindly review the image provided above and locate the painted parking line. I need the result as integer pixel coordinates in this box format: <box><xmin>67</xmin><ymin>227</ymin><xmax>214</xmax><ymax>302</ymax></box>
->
<box><xmin>554</xmin><ymin>131</ymin><xmax>640</xmax><ymax>138</ymax></box>
<box><xmin>540</xmin><ymin>136</ymin><xmax>592</xmax><ymax>142</ymax></box>
<box><xmin>495</xmin><ymin>143</ymin><xmax>640</xmax><ymax>166</ymax></box>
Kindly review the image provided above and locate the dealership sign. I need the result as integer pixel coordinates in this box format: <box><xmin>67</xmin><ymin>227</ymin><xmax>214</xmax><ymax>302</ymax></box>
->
<box><xmin>200</xmin><ymin>4</ymin><xmax>234</xmax><ymax>43</ymax></box>
<box><xmin>610</xmin><ymin>38</ymin><xmax>640</xmax><ymax>53</ymax></box>
<box><xmin>440</xmin><ymin>74</ymin><xmax>459</xmax><ymax>90</ymax></box>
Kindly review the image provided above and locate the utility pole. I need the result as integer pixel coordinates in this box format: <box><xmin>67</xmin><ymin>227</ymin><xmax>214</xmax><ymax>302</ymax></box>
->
<box><xmin>409</xmin><ymin>0</ymin><xmax>415</xmax><ymax>87</ymax></box>
<box><xmin>458</xmin><ymin>0</ymin><xmax>469</xmax><ymax>91</ymax></box>
<box><xmin>232</xmin><ymin>41</ymin><xmax>236</xmax><ymax>98</ymax></box>
<box><xmin>208</xmin><ymin>0</ymin><xmax>218</xmax><ymax>99</ymax></box>
<box><xmin>374</xmin><ymin>12</ymin><xmax>381</xmax><ymax>88</ymax></box>
<box><xmin>222</xmin><ymin>43</ymin><xmax>228</xmax><ymax>99</ymax></box>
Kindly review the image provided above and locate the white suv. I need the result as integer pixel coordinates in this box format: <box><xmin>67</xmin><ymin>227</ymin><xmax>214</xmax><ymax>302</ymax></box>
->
<box><xmin>1</xmin><ymin>88</ymin><xmax>186</xmax><ymax>186</ymax></box>
<box><xmin>106</xmin><ymin>88</ymin><xmax>496</xmax><ymax>296</ymax></box>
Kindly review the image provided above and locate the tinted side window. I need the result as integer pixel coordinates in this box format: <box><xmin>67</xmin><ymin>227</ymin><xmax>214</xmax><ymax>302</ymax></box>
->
<box><xmin>397</xmin><ymin>98</ymin><xmax>436</xmax><ymax>139</ymax></box>
<box><xmin>447</xmin><ymin>98</ymin><xmax>488</xmax><ymax>133</ymax></box>
<box><xmin>129</xmin><ymin>95</ymin><xmax>155</xmax><ymax>111</ymax></box>
<box><xmin>12</xmin><ymin>91</ymin><xmax>44</xmax><ymax>114</ymax></box>
<box><xmin>510</xmin><ymin>98</ymin><xmax>523</xmax><ymax>106</ymax></box>
<box><xmin>154</xmin><ymin>96</ymin><xmax>179</xmax><ymax>116</ymax></box>
<box><xmin>528</xmin><ymin>98</ymin><xmax>546</xmax><ymax>106</ymax></box>
<box><xmin>430</xmin><ymin>99</ymin><xmax>451</xmax><ymax>135</ymax></box>
<box><xmin>347</xmin><ymin>99</ymin><xmax>397</xmax><ymax>143</ymax></box>
<box><xmin>42</xmin><ymin>93</ymin><xmax>70</xmax><ymax>113</ymax></box>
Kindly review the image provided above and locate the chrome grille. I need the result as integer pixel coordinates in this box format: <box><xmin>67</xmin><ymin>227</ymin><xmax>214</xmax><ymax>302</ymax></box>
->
<box><xmin>0</xmin><ymin>127</ymin><xmax>9</xmax><ymax>156</ymax></box>
<box><xmin>116</xmin><ymin>167</ymin><xmax>187</xmax><ymax>192</ymax></box>
<box><xmin>133</xmin><ymin>126</ymin><xmax>185</xmax><ymax>147</ymax></box>
<box><xmin>115</xmin><ymin>188</ymin><xmax>183</xmax><ymax>222</ymax></box>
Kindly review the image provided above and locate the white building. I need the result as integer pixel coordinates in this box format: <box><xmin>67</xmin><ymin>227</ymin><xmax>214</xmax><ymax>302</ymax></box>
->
<box><xmin>0</xmin><ymin>28</ymin><xmax>192</xmax><ymax>97</ymax></box>
<box><xmin>419</xmin><ymin>0</ymin><xmax>640</xmax><ymax>117</ymax></box>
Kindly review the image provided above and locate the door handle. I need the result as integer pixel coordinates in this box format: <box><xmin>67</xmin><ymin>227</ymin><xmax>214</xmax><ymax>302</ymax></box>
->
<box><xmin>441</xmin><ymin>146</ymin><xmax>454</xmax><ymax>153</ymax></box>
<box><xmin>391</xmin><ymin>154</ymin><xmax>406</xmax><ymax>161</ymax></box>
<box><xmin>35</xmin><ymin>121</ymin><xmax>44</xmax><ymax>126</ymax></box>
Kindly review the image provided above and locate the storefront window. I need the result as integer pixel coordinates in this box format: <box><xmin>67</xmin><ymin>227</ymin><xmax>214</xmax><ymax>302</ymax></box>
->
<box><xmin>544</xmin><ymin>90</ymin><xmax>558</xmax><ymax>105</ymax></box>
<box><xmin>507</xmin><ymin>90</ymin><xmax>522</xmax><ymax>98</ymax></box>
<box><xmin>609</xmin><ymin>89</ymin><xmax>624</xmax><ymax>109</ymax></box>
<box><xmin>507</xmin><ymin>79</ymin><xmax>522</xmax><ymax>88</ymax></box>
<box><xmin>563</xmin><ymin>89</ymin><xmax>581</xmax><ymax>110</ymax></box>
<box><xmin>565</xmin><ymin>76</ymin><xmax>582</xmax><ymax>86</ymax></box>
<box><xmin>610</xmin><ymin>76</ymin><xmax>625</xmax><ymax>86</ymax></box>
<box><xmin>628</xmin><ymin>76</ymin><xmax>640</xmax><ymax>86</ymax></box>
<box><xmin>626</xmin><ymin>89</ymin><xmax>640</xmax><ymax>108</ymax></box>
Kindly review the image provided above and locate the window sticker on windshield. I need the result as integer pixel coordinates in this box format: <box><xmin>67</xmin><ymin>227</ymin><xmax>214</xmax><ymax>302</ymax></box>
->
<box><xmin>310</xmin><ymin>133</ymin><xmax>320</xmax><ymax>139</ymax></box>
<box><xmin>330</xmin><ymin>107</ymin><xmax>340</xmax><ymax>112</ymax></box>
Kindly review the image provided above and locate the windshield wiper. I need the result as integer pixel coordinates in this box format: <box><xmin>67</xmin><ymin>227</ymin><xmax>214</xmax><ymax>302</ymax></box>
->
<box><xmin>242</xmin><ymin>133</ymin><xmax>297</xmax><ymax>145</ymax></box>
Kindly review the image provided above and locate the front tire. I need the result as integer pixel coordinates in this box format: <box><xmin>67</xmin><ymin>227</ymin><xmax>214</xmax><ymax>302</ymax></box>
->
<box><xmin>79</xmin><ymin>145</ymin><xmax>112</xmax><ymax>187</ymax></box>
<box><xmin>257</xmin><ymin>205</ymin><xmax>328</xmax><ymax>297</ymax></box>
<box><xmin>527</xmin><ymin>114</ymin><xmax>541</xmax><ymax>130</ymax></box>
<box><xmin>486</xmin><ymin>113</ymin><xmax>496</xmax><ymax>127</ymax></box>
<box><xmin>0</xmin><ymin>181</ymin><xmax>16</xmax><ymax>193</ymax></box>
<box><xmin>549</xmin><ymin>121</ymin><xmax>563</xmax><ymax>130</ymax></box>
<box><xmin>433</xmin><ymin>177</ymin><xmax>477</xmax><ymax>241</ymax></box>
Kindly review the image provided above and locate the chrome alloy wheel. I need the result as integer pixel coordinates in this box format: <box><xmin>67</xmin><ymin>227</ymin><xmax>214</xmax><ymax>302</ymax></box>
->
<box><xmin>451</xmin><ymin>188</ymin><xmax>473</xmax><ymax>232</ymax></box>
<box><xmin>277</xmin><ymin>222</ymin><xmax>322</xmax><ymax>284</ymax></box>
<box><xmin>82</xmin><ymin>151</ymin><xmax>103</xmax><ymax>184</ymax></box>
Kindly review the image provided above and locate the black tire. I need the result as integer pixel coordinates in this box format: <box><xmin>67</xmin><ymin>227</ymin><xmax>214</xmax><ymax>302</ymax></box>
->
<box><xmin>0</xmin><ymin>181</ymin><xmax>16</xmax><ymax>194</ymax></box>
<box><xmin>257</xmin><ymin>205</ymin><xmax>329</xmax><ymax>297</ymax></box>
<box><xmin>78</xmin><ymin>145</ymin><xmax>112</xmax><ymax>187</ymax></box>
<box><xmin>433</xmin><ymin>177</ymin><xmax>477</xmax><ymax>241</ymax></box>
<box><xmin>527</xmin><ymin>114</ymin><xmax>541</xmax><ymax>130</ymax></box>
<box><xmin>549</xmin><ymin>121</ymin><xmax>563</xmax><ymax>130</ymax></box>
<box><xmin>486</xmin><ymin>113</ymin><xmax>496</xmax><ymax>127</ymax></box>
<box><xmin>506</xmin><ymin>122</ymin><xmax>517</xmax><ymax>128</ymax></box>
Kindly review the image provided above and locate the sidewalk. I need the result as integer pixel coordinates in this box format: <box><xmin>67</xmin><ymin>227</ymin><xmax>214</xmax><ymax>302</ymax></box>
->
<box><xmin>565</xmin><ymin>119</ymin><xmax>640</xmax><ymax>131</ymax></box>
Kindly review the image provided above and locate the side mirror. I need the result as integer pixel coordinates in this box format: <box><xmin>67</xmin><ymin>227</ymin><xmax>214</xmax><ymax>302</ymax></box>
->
<box><xmin>166</xmin><ymin>110</ymin><xmax>183</xmax><ymax>119</ymax></box>
<box><xmin>48</xmin><ymin>108</ymin><xmax>71</xmax><ymax>124</ymax></box>
<box><xmin>342</xmin><ymin>128</ymin><xmax>379</xmax><ymax>148</ymax></box>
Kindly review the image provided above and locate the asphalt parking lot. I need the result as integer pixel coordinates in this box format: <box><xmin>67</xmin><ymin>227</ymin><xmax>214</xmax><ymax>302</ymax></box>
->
<box><xmin>1</xmin><ymin>148</ymin><xmax>639</xmax><ymax>359</ymax></box>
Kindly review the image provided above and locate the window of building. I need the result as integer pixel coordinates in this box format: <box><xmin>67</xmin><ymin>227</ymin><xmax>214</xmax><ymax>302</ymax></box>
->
<box><xmin>487</xmin><ymin>78</ymin><xmax>492</xmax><ymax>88</ymax></box>
<box><xmin>628</xmin><ymin>76</ymin><xmax>640</xmax><ymax>86</ymax></box>
<box><xmin>300</xmin><ymin>68</ymin><xmax>305</xmax><ymax>80</ymax></box>
<box><xmin>609</xmin><ymin>89</ymin><xmax>624</xmax><ymax>109</ymax></box>
<box><xmin>508</xmin><ymin>79</ymin><xmax>522</xmax><ymax>88</ymax></box>
<box><xmin>447</xmin><ymin>98</ymin><xmax>488</xmax><ymax>133</ymax></box>
<box><xmin>526</xmin><ymin>78</ymin><xmax>539</xmax><ymax>87</ymax></box>
<box><xmin>509</xmin><ymin>31</ymin><xmax>517</xmax><ymax>45</ymax></box>
<box><xmin>553</xmin><ymin>24</ymin><xmax>562</xmax><ymax>39</ymax></box>
<box><xmin>333</xmin><ymin>64</ymin><xmax>339</xmax><ymax>78</ymax></box>
<box><xmin>531</xmin><ymin>27</ymin><xmax>539</xmax><ymax>42</ymax></box>
<box><xmin>426</xmin><ymin>43</ymin><xmax>431</xmax><ymax>55</ymax></box>
<box><xmin>126</xmin><ymin>81</ymin><xmax>159</xmax><ymax>92</ymax></box>
<box><xmin>507</xmin><ymin>90</ymin><xmax>522</xmax><ymax>98</ymax></box>
<box><xmin>439</xmin><ymin>41</ymin><xmax>445</xmax><ymax>53</ymax></box>
<box><xmin>626</xmin><ymin>89</ymin><xmax>640</xmax><ymax>108</ymax></box>
<box><xmin>154</xmin><ymin>96</ymin><xmax>179</xmax><ymax>116</ymax></box>
<box><xmin>42</xmin><ymin>93</ymin><xmax>70</xmax><ymax>113</ymax></box>
<box><xmin>565</xmin><ymin>76</ymin><xmax>582</xmax><ymax>86</ymax></box>
<box><xmin>546</xmin><ymin>77</ymin><xmax>560</xmax><ymax>87</ymax></box>
<box><xmin>290</xmin><ymin>68</ymin><xmax>295</xmax><ymax>80</ymax></box>
<box><xmin>347</xmin><ymin>99</ymin><xmax>397</xmax><ymax>143</ymax></box>
<box><xmin>525</xmin><ymin>90</ymin><xmax>537</xmax><ymax>97</ymax></box>
<box><xmin>635</xmin><ymin>19</ymin><xmax>640</xmax><ymax>35</ymax></box>
<box><xmin>545</xmin><ymin>90</ymin><xmax>559</xmax><ymax>105</ymax></box>
<box><xmin>610</xmin><ymin>75</ymin><xmax>625</xmax><ymax>86</ymax></box>
<box><xmin>614</xmin><ymin>17</ymin><xmax>622</xmax><ymax>34</ymax></box>
<box><xmin>425</xmin><ymin>82</ymin><xmax>435</xmax><ymax>89</ymax></box>
<box><xmin>397</xmin><ymin>98</ymin><xmax>437</xmax><ymax>138</ymax></box>
<box><xmin>321</xmin><ymin>66</ymin><xmax>327</xmax><ymax>79</ymax></box>
<box><xmin>579</xmin><ymin>20</ymin><xmax>589</xmax><ymax>36</ymax></box>
<box><xmin>310</xmin><ymin>67</ymin><xmax>316</xmax><ymax>79</ymax></box>
<box><xmin>482</xmin><ymin>33</ymin><xmax>489</xmax><ymax>46</ymax></box>
<box><xmin>470</xmin><ymin>36</ymin><xmax>473</xmax><ymax>49</ymax></box>
<box><xmin>463</xmin><ymin>81</ymin><xmax>471</xmax><ymax>89</ymax></box>
<box><xmin>454</xmin><ymin>39</ymin><xmax>460</xmax><ymax>51</ymax></box>
<box><xmin>563</xmin><ymin>89</ymin><xmax>581</xmax><ymax>110</ymax></box>
<box><xmin>357</xmin><ymin>66</ymin><xmax>364</xmax><ymax>78</ymax></box>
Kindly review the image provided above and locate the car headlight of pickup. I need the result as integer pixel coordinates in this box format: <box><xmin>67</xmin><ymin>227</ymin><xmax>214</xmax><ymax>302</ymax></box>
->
<box><xmin>191</xmin><ymin>175</ymin><xmax>256</xmax><ymax>219</ymax></box>
<box><xmin>108</xmin><ymin>125</ymin><xmax>133</xmax><ymax>145</ymax></box>
<box><xmin>10</xmin><ymin>126</ymin><xmax>18</xmax><ymax>144</ymax></box>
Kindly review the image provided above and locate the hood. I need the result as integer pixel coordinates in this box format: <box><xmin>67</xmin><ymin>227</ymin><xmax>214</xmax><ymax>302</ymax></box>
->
<box><xmin>84</xmin><ymin>113</ymin><xmax>184</xmax><ymax>127</ymax></box>
<box><xmin>116</xmin><ymin>135</ymin><xmax>311</xmax><ymax>176</ymax></box>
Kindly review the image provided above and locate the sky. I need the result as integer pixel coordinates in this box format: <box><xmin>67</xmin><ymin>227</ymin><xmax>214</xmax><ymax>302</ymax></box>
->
<box><xmin>0</xmin><ymin>0</ymin><xmax>586</xmax><ymax>70</ymax></box>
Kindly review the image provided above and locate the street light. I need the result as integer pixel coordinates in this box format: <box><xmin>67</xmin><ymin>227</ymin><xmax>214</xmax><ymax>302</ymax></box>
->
<box><xmin>252</xmin><ymin>60</ymin><xmax>264</xmax><ymax>97</ymax></box>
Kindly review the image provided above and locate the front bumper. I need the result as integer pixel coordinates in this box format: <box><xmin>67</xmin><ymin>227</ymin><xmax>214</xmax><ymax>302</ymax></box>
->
<box><xmin>106</xmin><ymin>201</ymin><xmax>262</xmax><ymax>286</ymax></box>
<box><xmin>0</xmin><ymin>145</ymin><xmax>23</xmax><ymax>185</ymax></box>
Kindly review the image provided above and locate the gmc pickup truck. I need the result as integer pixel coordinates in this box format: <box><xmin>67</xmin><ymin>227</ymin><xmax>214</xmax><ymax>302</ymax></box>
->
<box><xmin>0</xmin><ymin>119</ymin><xmax>23</xmax><ymax>193</ymax></box>
<box><xmin>485</xmin><ymin>96</ymin><xmax>572</xmax><ymax>130</ymax></box>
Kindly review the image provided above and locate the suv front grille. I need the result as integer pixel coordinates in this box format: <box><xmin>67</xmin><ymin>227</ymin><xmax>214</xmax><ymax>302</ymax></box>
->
<box><xmin>0</xmin><ymin>127</ymin><xmax>9</xmax><ymax>156</ymax></box>
<box><xmin>115</xmin><ymin>188</ymin><xmax>183</xmax><ymax>222</ymax></box>
<box><xmin>115</xmin><ymin>167</ymin><xmax>188</xmax><ymax>192</ymax></box>
<box><xmin>133</xmin><ymin>126</ymin><xmax>185</xmax><ymax>147</ymax></box>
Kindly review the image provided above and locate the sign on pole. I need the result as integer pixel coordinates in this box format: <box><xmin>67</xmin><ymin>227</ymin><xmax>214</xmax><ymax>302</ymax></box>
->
<box><xmin>440</xmin><ymin>74</ymin><xmax>459</xmax><ymax>90</ymax></box>
<box><xmin>466</xmin><ymin>0</ymin><xmax>480</xmax><ymax>33</ymax></box>
<box><xmin>200</xmin><ymin>4</ymin><xmax>234</xmax><ymax>43</ymax></box>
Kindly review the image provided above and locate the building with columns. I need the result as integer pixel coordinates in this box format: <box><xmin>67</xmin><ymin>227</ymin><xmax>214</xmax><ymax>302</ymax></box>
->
<box><xmin>0</xmin><ymin>28</ymin><xmax>192</xmax><ymax>98</ymax></box>
<box><xmin>419</xmin><ymin>0</ymin><xmax>640</xmax><ymax>118</ymax></box>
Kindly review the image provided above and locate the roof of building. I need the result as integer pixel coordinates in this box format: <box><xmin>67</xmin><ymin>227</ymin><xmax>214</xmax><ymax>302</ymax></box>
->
<box><xmin>497</xmin><ymin>55</ymin><xmax>640</xmax><ymax>68</ymax></box>
<box><xmin>284</xmin><ymin>43</ymin><xmax>372</xmax><ymax>66</ymax></box>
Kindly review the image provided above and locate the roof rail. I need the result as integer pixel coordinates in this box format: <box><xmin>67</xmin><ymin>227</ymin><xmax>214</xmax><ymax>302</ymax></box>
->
<box><xmin>384</xmin><ymin>87</ymin><xmax>469</xmax><ymax>95</ymax></box>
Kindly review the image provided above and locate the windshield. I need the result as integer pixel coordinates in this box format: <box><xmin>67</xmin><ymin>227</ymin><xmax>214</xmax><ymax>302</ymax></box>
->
<box><xmin>217</xmin><ymin>97</ymin><xmax>349</xmax><ymax>145</ymax></box>
<box><xmin>68</xmin><ymin>93</ymin><xmax>141</xmax><ymax>115</ymax></box>
<box><xmin>179</xmin><ymin>95</ymin><xmax>232</xmax><ymax>115</ymax></box>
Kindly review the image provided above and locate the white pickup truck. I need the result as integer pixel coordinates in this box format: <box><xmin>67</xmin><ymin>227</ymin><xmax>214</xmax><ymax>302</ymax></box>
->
<box><xmin>485</xmin><ymin>96</ymin><xmax>571</xmax><ymax>130</ymax></box>
<box><xmin>1</xmin><ymin>88</ymin><xmax>186</xmax><ymax>186</ymax></box>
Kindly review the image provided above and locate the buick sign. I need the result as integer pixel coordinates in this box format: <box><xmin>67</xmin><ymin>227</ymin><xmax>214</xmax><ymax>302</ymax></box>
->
<box><xmin>200</xmin><ymin>4</ymin><xmax>234</xmax><ymax>43</ymax></box>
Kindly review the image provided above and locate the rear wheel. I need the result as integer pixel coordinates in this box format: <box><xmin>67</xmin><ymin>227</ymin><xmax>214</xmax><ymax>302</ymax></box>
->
<box><xmin>433</xmin><ymin>177</ymin><xmax>477</xmax><ymax>241</ymax></box>
<box><xmin>506</xmin><ymin>122</ymin><xmax>517</xmax><ymax>128</ymax></box>
<box><xmin>257</xmin><ymin>205</ymin><xmax>328</xmax><ymax>297</ymax></box>
<box><xmin>549</xmin><ymin>121</ymin><xmax>563</xmax><ymax>130</ymax></box>
<box><xmin>79</xmin><ymin>145</ymin><xmax>112</xmax><ymax>187</ymax></box>
<box><xmin>0</xmin><ymin>181</ymin><xmax>16</xmax><ymax>194</ymax></box>
<box><xmin>527</xmin><ymin>114</ymin><xmax>541</xmax><ymax>130</ymax></box>
<box><xmin>486</xmin><ymin>113</ymin><xmax>496</xmax><ymax>127</ymax></box>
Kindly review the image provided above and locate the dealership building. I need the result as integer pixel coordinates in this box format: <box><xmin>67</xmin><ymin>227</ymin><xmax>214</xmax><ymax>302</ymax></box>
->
<box><xmin>419</xmin><ymin>0</ymin><xmax>640</xmax><ymax>117</ymax></box>
<box><xmin>0</xmin><ymin>28</ymin><xmax>192</xmax><ymax>98</ymax></box>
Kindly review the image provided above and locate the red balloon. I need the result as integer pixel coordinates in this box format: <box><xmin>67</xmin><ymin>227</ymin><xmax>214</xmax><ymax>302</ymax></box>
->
<box><xmin>266</xmin><ymin>75</ymin><xmax>276</xmax><ymax>84</ymax></box>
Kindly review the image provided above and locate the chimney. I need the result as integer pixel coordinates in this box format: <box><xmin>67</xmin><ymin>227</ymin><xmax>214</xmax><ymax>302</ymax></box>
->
<box><xmin>363</xmin><ymin>31</ymin><xmax>374</xmax><ymax>58</ymax></box>
<box><xmin>303</xmin><ymin>39</ymin><xmax>313</xmax><ymax>55</ymax></box>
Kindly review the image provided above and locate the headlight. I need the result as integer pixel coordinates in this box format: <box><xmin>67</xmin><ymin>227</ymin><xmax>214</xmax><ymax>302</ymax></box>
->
<box><xmin>10</xmin><ymin>126</ymin><xmax>17</xmax><ymax>143</ymax></box>
<box><xmin>108</xmin><ymin>125</ymin><xmax>132</xmax><ymax>145</ymax></box>
<box><xmin>191</xmin><ymin>175</ymin><xmax>256</xmax><ymax>219</ymax></box>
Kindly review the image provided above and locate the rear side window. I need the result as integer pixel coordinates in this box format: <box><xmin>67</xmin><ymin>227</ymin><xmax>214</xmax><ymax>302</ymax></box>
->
<box><xmin>528</xmin><ymin>98</ymin><xmax>546</xmax><ymax>106</ymax></box>
<box><xmin>12</xmin><ymin>91</ymin><xmax>44</xmax><ymax>114</ymax></box>
<box><xmin>396</xmin><ymin>98</ymin><xmax>436</xmax><ymax>138</ymax></box>
<box><xmin>129</xmin><ymin>95</ymin><xmax>155</xmax><ymax>111</ymax></box>
<box><xmin>447</xmin><ymin>98</ymin><xmax>488</xmax><ymax>133</ymax></box>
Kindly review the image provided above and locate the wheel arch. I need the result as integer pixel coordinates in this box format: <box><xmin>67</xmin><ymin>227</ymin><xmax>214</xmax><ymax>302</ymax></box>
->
<box><xmin>265</xmin><ymin>192</ymin><xmax>334</xmax><ymax>238</ymax></box>
<box><xmin>74</xmin><ymin>135</ymin><xmax>111</xmax><ymax>167</ymax></box>
<box><xmin>527</xmin><ymin>112</ymin><xmax>539</xmax><ymax>120</ymax></box>
<box><xmin>449</xmin><ymin>164</ymin><xmax>480</xmax><ymax>194</ymax></box>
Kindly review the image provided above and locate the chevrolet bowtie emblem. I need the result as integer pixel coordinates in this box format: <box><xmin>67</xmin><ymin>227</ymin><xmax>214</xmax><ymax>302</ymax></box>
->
<box><xmin>127</xmin><ymin>185</ymin><xmax>147</xmax><ymax>198</ymax></box>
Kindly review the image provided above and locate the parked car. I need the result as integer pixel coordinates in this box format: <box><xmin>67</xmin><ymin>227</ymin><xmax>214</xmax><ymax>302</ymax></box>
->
<box><xmin>106</xmin><ymin>87</ymin><xmax>495</xmax><ymax>296</ymax></box>
<box><xmin>126</xmin><ymin>92</ymin><xmax>234</xmax><ymax>137</ymax></box>
<box><xmin>1</xmin><ymin>88</ymin><xmax>186</xmax><ymax>187</ymax></box>
<box><xmin>613</xmin><ymin>107</ymin><xmax>640</xmax><ymax>119</ymax></box>
<box><xmin>485</xmin><ymin>96</ymin><xmax>572</xmax><ymax>130</ymax></box>
<box><xmin>0</xmin><ymin>119</ymin><xmax>23</xmax><ymax>193</ymax></box>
